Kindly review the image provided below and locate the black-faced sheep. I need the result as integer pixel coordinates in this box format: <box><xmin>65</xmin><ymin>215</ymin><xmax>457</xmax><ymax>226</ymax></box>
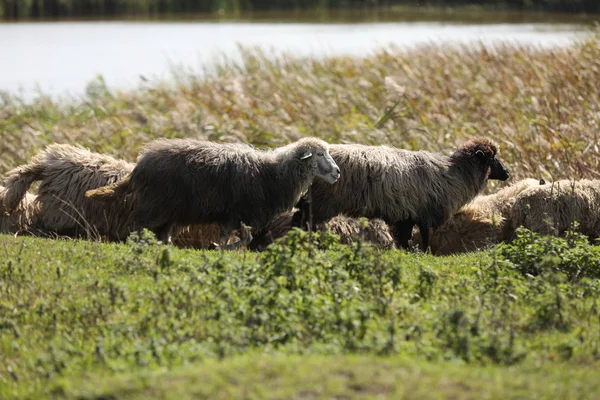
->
<box><xmin>0</xmin><ymin>185</ymin><xmax>40</xmax><ymax>235</ymax></box>
<box><xmin>86</xmin><ymin>137</ymin><xmax>340</xmax><ymax>246</ymax></box>
<box><xmin>292</xmin><ymin>137</ymin><xmax>509</xmax><ymax>251</ymax></box>
<box><xmin>414</xmin><ymin>178</ymin><xmax>543</xmax><ymax>255</ymax></box>
<box><xmin>2</xmin><ymin>143</ymin><xmax>136</xmax><ymax>240</ymax></box>
<box><xmin>508</xmin><ymin>179</ymin><xmax>600</xmax><ymax>240</ymax></box>
<box><xmin>248</xmin><ymin>211</ymin><xmax>395</xmax><ymax>251</ymax></box>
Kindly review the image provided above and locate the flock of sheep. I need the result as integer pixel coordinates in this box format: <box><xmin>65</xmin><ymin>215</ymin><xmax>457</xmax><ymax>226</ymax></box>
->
<box><xmin>1</xmin><ymin>135</ymin><xmax>598</xmax><ymax>254</ymax></box>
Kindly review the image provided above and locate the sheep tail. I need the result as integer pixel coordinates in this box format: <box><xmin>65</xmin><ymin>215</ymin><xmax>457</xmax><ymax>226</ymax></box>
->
<box><xmin>2</xmin><ymin>161</ymin><xmax>46</xmax><ymax>212</ymax></box>
<box><xmin>85</xmin><ymin>176</ymin><xmax>131</xmax><ymax>203</ymax></box>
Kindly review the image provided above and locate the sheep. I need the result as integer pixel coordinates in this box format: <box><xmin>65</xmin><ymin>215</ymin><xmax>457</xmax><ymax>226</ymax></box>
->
<box><xmin>171</xmin><ymin>222</ymin><xmax>252</xmax><ymax>250</ymax></box>
<box><xmin>86</xmin><ymin>137</ymin><xmax>341</xmax><ymax>247</ymax></box>
<box><xmin>0</xmin><ymin>143</ymin><xmax>237</xmax><ymax>247</ymax></box>
<box><xmin>0</xmin><ymin>185</ymin><xmax>40</xmax><ymax>235</ymax></box>
<box><xmin>1</xmin><ymin>143</ymin><xmax>136</xmax><ymax>240</ymax></box>
<box><xmin>322</xmin><ymin>215</ymin><xmax>395</xmax><ymax>250</ymax></box>
<box><xmin>248</xmin><ymin>211</ymin><xmax>395</xmax><ymax>251</ymax></box>
<box><xmin>508</xmin><ymin>179</ymin><xmax>600</xmax><ymax>240</ymax></box>
<box><xmin>292</xmin><ymin>137</ymin><xmax>509</xmax><ymax>251</ymax></box>
<box><xmin>414</xmin><ymin>178</ymin><xmax>544</xmax><ymax>255</ymax></box>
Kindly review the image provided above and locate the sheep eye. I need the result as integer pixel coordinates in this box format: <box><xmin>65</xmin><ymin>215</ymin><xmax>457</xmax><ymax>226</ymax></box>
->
<box><xmin>317</xmin><ymin>152</ymin><xmax>324</xmax><ymax>156</ymax></box>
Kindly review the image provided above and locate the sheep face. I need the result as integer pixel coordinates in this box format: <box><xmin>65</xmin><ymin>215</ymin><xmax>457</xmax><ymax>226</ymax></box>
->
<box><xmin>485</xmin><ymin>154</ymin><xmax>509</xmax><ymax>181</ymax></box>
<box><xmin>459</xmin><ymin>137</ymin><xmax>509</xmax><ymax>181</ymax></box>
<box><xmin>297</xmin><ymin>138</ymin><xmax>340</xmax><ymax>184</ymax></box>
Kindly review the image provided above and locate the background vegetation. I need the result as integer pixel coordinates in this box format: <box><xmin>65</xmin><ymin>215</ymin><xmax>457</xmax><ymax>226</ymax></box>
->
<box><xmin>1</xmin><ymin>0</ymin><xmax>600</xmax><ymax>20</ymax></box>
<box><xmin>2</xmin><ymin>35</ymin><xmax>600</xmax><ymax>187</ymax></box>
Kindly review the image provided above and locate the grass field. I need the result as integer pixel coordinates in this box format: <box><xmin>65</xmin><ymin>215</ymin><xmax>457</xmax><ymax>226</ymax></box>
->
<box><xmin>1</xmin><ymin>228</ymin><xmax>600</xmax><ymax>398</ymax></box>
<box><xmin>2</xmin><ymin>30</ymin><xmax>600</xmax><ymax>399</ymax></box>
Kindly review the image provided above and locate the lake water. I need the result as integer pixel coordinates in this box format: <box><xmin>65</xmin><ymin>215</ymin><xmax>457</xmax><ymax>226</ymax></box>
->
<box><xmin>0</xmin><ymin>20</ymin><xmax>589</xmax><ymax>100</ymax></box>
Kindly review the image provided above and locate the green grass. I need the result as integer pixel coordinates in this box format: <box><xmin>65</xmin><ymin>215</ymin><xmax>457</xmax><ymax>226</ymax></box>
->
<box><xmin>63</xmin><ymin>355</ymin><xmax>600</xmax><ymax>399</ymax></box>
<box><xmin>1</xmin><ymin>229</ymin><xmax>599</xmax><ymax>398</ymax></box>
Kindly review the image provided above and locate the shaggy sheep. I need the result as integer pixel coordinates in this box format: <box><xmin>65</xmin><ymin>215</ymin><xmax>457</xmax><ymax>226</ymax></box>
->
<box><xmin>1</xmin><ymin>143</ymin><xmax>237</xmax><ymax>247</ymax></box>
<box><xmin>292</xmin><ymin>137</ymin><xmax>509</xmax><ymax>251</ymax></box>
<box><xmin>321</xmin><ymin>215</ymin><xmax>395</xmax><ymax>250</ymax></box>
<box><xmin>171</xmin><ymin>222</ymin><xmax>252</xmax><ymax>250</ymax></box>
<box><xmin>2</xmin><ymin>143</ymin><xmax>136</xmax><ymax>240</ymax></box>
<box><xmin>248</xmin><ymin>212</ymin><xmax>395</xmax><ymax>251</ymax></box>
<box><xmin>415</xmin><ymin>178</ymin><xmax>543</xmax><ymax>255</ymax></box>
<box><xmin>0</xmin><ymin>185</ymin><xmax>40</xmax><ymax>235</ymax></box>
<box><xmin>86</xmin><ymin>137</ymin><xmax>340</xmax><ymax>247</ymax></box>
<box><xmin>508</xmin><ymin>179</ymin><xmax>600</xmax><ymax>240</ymax></box>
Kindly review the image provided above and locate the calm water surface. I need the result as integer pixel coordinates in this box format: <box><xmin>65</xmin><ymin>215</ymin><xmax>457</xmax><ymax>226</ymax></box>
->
<box><xmin>0</xmin><ymin>21</ymin><xmax>588</xmax><ymax>100</ymax></box>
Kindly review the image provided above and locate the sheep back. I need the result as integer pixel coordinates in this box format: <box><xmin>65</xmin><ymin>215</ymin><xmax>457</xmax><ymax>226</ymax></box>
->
<box><xmin>318</xmin><ymin>215</ymin><xmax>395</xmax><ymax>250</ymax></box>
<box><xmin>249</xmin><ymin>212</ymin><xmax>395</xmax><ymax>251</ymax></box>
<box><xmin>509</xmin><ymin>179</ymin><xmax>600</xmax><ymax>239</ymax></box>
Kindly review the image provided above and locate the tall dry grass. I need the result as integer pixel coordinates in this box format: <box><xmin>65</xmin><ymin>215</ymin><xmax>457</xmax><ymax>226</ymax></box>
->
<box><xmin>1</xmin><ymin>35</ymin><xmax>600</xmax><ymax>189</ymax></box>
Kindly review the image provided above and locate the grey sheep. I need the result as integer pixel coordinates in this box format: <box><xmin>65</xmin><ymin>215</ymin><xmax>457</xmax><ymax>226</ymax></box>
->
<box><xmin>292</xmin><ymin>137</ymin><xmax>509</xmax><ymax>251</ymax></box>
<box><xmin>86</xmin><ymin>137</ymin><xmax>340</xmax><ymax>247</ymax></box>
<box><xmin>248</xmin><ymin>211</ymin><xmax>395</xmax><ymax>251</ymax></box>
<box><xmin>1</xmin><ymin>143</ymin><xmax>238</xmax><ymax>247</ymax></box>
<box><xmin>2</xmin><ymin>143</ymin><xmax>136</xmax><ymax>240</ymax></box>
<box><xmin>508</xmin><ymin>179</ymin><xmax>600</xmax><ymax>240</ymax></box>
<box><xmin>414</xmin><ymin>178</ymin><xmax>543</xmax><ymax>255</ymax></box>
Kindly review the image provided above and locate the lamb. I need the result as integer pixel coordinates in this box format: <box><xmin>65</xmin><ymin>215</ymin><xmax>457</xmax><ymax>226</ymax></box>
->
<box><xmin>415</xmin><ymin>178</ymin><xmax>543</xmax><ymax>255</ymax></box>
<box><xmin>86</xmin><ymin>137</ymin><xmax>340</xmax><ymax>247</ymax></box>
<box><xmin>292</xmin><ymin>137</ymin><xmax>509</xmax><ymax>251</ymax></box>
<box><xmin>248</xmin><ymin>212</ymin><xmax>395</xmax><ymax>251</ymax></box>
<box><xmin>0</xmin><ymin>185</ymin><xmax>40</xmax><ymax>235</ymax></box>
<box><xmin>508</xmin><ymin>179</ymin><xmax>600</xmax><ymax>240</ymax></box>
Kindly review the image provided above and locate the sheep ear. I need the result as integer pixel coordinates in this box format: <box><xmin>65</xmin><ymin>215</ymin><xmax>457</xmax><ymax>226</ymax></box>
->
<box><xmin>300</xmin><ymin>151</ymin><xmax>313</xmax><ymax>160</ymax></box>
<box><xmin>475</xmin><ymin>150</ymin><xmax>485</xmax><ymax>158</ymax></box>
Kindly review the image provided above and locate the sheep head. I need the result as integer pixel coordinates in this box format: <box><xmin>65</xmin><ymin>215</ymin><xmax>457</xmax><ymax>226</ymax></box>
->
<box><xmin>456</xmin><ymin>137</ymin><xmax>509</xmax><ymax>181</ymax></box>
<box><xmin>294</xmin><ymin>137</ymin><xmax>340</xmax><ymax>184</ymax></box>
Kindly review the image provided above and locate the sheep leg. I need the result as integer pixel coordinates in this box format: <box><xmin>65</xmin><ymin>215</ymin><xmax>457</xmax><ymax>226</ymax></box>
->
<box><xmin>153</xmin><ymin>223</ymin><xmax>173</xmax><ymax>245</ymax></box>
<box><xmin>220</xmin><ymin>223</ymin><xmax>253</xmax><ymax>251</ymax></box>
<box><xmin>209</xmin><ymin>224</ymin><xmax>236</xmax><ymax>250</ymax></box>
<box><xmin>291</xmin><ymin>197</ymin><xmax>312</xmax><ymax>231</ymax></box>
<box><xmin>391</xmin><ymin>220</ymin><xmax>414</xmax><ymax>249</ymax></box>
<box><xmin>418</xmin><ymin>224</ymin><xmax>430</xmax><ymax>252</ymax></box>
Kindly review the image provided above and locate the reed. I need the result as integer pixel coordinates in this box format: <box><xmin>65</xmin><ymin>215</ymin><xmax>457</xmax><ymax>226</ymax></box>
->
<box><xmin>2</xmin><ymin>35</ymin><xmax>600</xmax><ymax>186</ymax></box>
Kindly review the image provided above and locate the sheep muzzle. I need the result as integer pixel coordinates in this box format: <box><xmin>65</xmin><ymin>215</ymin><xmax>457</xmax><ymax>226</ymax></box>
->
<box><xmin>316</xmin><ymin>153</ymin><xmax>340</xmax><ymax>184</ymax></box>
<box><xmin>488</xmin><ymin>158</ymin><xmax>509</xmax><ymax>181</ymax></box>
